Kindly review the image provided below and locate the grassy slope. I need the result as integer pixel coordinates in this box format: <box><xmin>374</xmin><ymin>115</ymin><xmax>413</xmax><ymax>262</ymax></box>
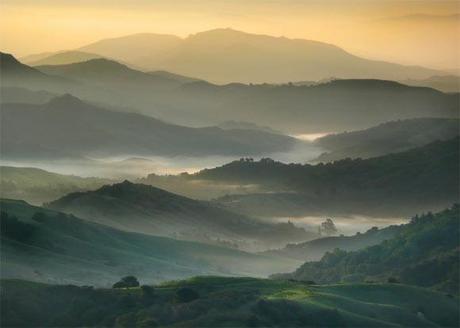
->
<box><xmin>0</xmin><ymin>199</ymin><xmax>300</xmax><ymax>286</ymax></box>
<box><xmin>1</xmin><ymin>277</ymin><xmax>458</xmax><ymax>327</ymax></box>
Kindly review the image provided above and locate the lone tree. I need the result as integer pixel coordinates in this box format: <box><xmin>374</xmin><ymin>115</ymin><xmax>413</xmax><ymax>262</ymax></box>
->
<box><xmin>113</xmin><ymin>276</ymin><xmax>140</xmax><ymax>288</ymax></box>
<box><xmin>319</xmin><ymin>218</ymin><xmax>338</xmax><ymax>236</ymax></box>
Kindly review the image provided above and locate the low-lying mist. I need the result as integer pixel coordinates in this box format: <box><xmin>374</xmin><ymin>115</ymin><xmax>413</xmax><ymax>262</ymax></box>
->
<box><xmin>1</xmin><ymin>140</ymin><xmax>324</xmax><ymax>179</ymax></box>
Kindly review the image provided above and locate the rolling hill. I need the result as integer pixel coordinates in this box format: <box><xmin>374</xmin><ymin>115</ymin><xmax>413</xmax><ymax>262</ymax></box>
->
<box><xmin>4</xmin><ymin>53</ymin><xmax>458</xmax><ymax>132</ymax></box>
<box><xmin>0</xmin><ymin>199</ymin><xmax>300</xmax><ymax>286</ymax></box>
<box><xmin>263</xmin><ymin>225</ymin><xmax>400</xmax><ymax>262</ymax></box>
<box><xmin>167</xmin><ymin>137</ymin><xmax>459</xmax><ymax>217</ymax></box>
<box><xmin>274</xmin><ymin>205</ymin><xmax>460</xmax><ymax>295</ymax></box>
<box><xmin>0</xmin><ymin>94</ymin><xmax>298</xmax><ymax>160</ymax></box>
<box><xmin>2</xmin><ymin>277</ymin><xmax>458</xmax><ymax>327</ymax></box>
<box><xmin>0</xmin><ymin>166</ymin><xmax>112</xmax><ymax>205</ymax></box>
<box><xmin>314</xmin><ymin>118</ymin><xmax>460</xmax><ymax>162</ymax></box>
<box><xmin>47</xmin><ymin>181</ymin><xmax>314</xmax><ymax>251</ymax></box>
<box><xmin>77</xmin><ymin>28</ymin><xmax>444</xmax><ymax>84</ymax></box>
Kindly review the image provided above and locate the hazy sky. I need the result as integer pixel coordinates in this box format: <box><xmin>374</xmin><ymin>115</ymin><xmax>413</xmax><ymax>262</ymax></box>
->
<box><xmin>1</xmin><ymin>0</ymin><xmax>459</xmax><ymax>70</ymax></box>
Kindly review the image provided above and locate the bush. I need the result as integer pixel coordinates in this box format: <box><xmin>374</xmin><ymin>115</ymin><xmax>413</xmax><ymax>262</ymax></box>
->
<box><xmin>112</xmin><ymin>276</ymin><xmax>140</xmax><ymax>288</ymax></box>
<box><xmin>387</xmin><ymin>277</ymin><xmax>400</xmax><ymax>283</ymax></box>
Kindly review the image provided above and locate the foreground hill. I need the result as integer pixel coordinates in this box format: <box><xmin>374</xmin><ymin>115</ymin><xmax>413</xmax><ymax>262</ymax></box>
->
<box><xmin>1</xmin><ymin>94</ymin><xmax>297</xmax><ymax>160</ymax></box>
<box><xmin>159</xmin><ymin>137</ymin><xmax>458</xmax><ymax>217</ymax></box>
<box><xmin>47</xmin><ymin>181</ymin><xmax>314</xmax><ymax>251</ymax></box>
<box><xmin>314</xmin><ymin>118</ymin><xmax>460</xmax><ymax>162</ymax></box>
<box><xmin>274</xmin><ymin>206</ymin><xmax>460</xmax><ymax>295</ymax></box>
<box><xmin>0</xmin><ymin>199</ymin><xmax>299</xmax><ymax>286</ymax></box>
<box><xmin>2</xmin><ymin>277</ymin><xmax>458</xmax><ymax>327</ymax></box>
<box><xmin>78</xmin><ymin>28</ymin><xmax>444</xmax><ymax>83</ymax></box>
<box><xmin>0</xmin><ymin>166</ymin><xmax>112</xmax><ymax>205</ymax></box>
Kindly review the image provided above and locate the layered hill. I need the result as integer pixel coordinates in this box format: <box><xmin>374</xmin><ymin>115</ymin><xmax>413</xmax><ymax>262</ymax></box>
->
<box><xmin>3</xmin><ymin>53</ymin><xmax>457</xmax><ymax>132</ymax></box>
<box><xmin>0</xmin><ymin>52</ymin><xmax>72</xmax><ymax>91</ymax></box>
<box><xmin>77</xmin><ymin>28</ymin><xmax>444</xmax><ymax>83</ymax></box>
<box><xmin>2</xmin><ymin>277</ymin><xmax>458</xmax><ymax>327</ymax></box>
<box><xmin>0</xmin><ymin>94</ymin><xmax>297</xmax><ymax>160</ymax></box>
<box><xmin>0</xmin><ymin>199</ymin><xmax>300</xmax><ymax>286</ymax></box>
<box><xmin>263</xmin><ymin>225</ymin><xmax>400</xmax><ymax>262</ymax></box>
<box><xmin>314</xmin><ymin>118</ymin><xmax>460</xmax><ymax>162</ymax></box>
<box><xmin>274</xmin><ymin>205</ymin><xmax>460</xmax><ymax>295</ymax></box>
<box><xmin>47</xmin><ymin>181</ymin><xmax>314</xmax><ymax>250</ymax></box>
<box><xmin>174</xmin><ymin>137</ymin><xmax>459</xmax><ymax>217</ymax></box>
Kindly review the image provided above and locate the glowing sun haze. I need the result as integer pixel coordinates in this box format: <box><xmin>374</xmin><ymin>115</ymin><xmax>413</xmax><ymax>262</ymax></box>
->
<box><xmin>1</xmin><ymin>0</ymin><xmax>459</xmax><ymax>70</ymax></box>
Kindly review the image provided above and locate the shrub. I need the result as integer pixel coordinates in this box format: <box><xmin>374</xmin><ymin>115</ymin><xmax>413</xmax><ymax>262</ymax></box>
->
<box><xmin>112</xmin><ymin>276</ymin><xmax>140</xmax><ymax>288</ymax></box>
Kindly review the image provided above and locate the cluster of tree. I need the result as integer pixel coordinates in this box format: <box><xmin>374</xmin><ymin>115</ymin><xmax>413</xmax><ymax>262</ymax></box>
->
<box><xmin>274</xmin><ymin>205</ymin><xmax>460</xmax><ymax>294</ymax></box>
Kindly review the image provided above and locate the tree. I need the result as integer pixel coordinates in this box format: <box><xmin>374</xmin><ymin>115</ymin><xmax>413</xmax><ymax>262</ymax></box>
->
<box><xmin>112</xmin><ymin>276</ymin><xmax>140</xmax><ymax>288</ymax></box>
<box><xmin>319</xmin><ymin>218</ymin><xmax>338</xmax><ymax>236</ymax></box>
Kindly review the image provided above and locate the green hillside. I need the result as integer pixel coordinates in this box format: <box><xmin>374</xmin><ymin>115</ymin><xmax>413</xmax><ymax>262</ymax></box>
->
<box><xmin>2</xmin><ymin>277</ymin><xmax>458</xmax><ymax>327</ymax></box>
<box><xmin>0</xmin><ymin>166</ymin><xmax>112</xmax><ymax>205</ymax></box>
<box><xmin>0</xmin><ymin>199</ymin><xmax>300</xmax><ymax>286</ymax></box>
<box><xmin>274</xmin><ymin>205</ymin><xmax>460</xmax><ymax>294</ymax></box>
<box><xmin>47</xmin><ymin>181</ymin><xmax>314</xmax><ymax>250</ymax></box>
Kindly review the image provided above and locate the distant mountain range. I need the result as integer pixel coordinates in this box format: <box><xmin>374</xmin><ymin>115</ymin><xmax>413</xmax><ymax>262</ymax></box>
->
<box><xmin>0</xmin><ymin>199</ymin><xmax>300</xmax><ymax>286</ymax></box>
<box><xmin>314</xmin><ymin>118</ymin><xmax>460</xmax><ymax>162</ymax></box>
<box><xmin>26</xmin><ymin>28</ymin><xmax>448</xmax><ymax>84</ymax></box>
<box><xmin>2</xmin><ymin>52</ymin><xmax>458</xmax><ymax>132</ymax></box>
<box><xmin>0</xmin><ymin>93</ymin><xmax>297</xmax><ymax>160</ymax></box>
<box><xmin>47</xmin><ymin>181</ymin><xmax>314</xmax><ymax>250</ymax></box>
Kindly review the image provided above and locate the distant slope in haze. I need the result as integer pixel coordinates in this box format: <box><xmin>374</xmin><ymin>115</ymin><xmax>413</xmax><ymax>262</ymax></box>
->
<box><xmin>1</xmin><ymin>94</ymin><xmax>298</xmax><ymax>160</ymax></box>
<box><xmin>401</xmin><ymin>75</ymin><xmax>460</xmax><ymax>93</ymax></box>
<box><xmin>25</xmin><ymin>51</ymin><xmax>102</xmax><ymax>66</ymax></box>
<box><xmin>314</xmin><ymin>118</ymin><xmax>460</xmax><ymax>162</ymax></box>
<box><xmin>4</xmin><ymin>53</ymin><xmax>458</xmax><ymax>132</ymax></box>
